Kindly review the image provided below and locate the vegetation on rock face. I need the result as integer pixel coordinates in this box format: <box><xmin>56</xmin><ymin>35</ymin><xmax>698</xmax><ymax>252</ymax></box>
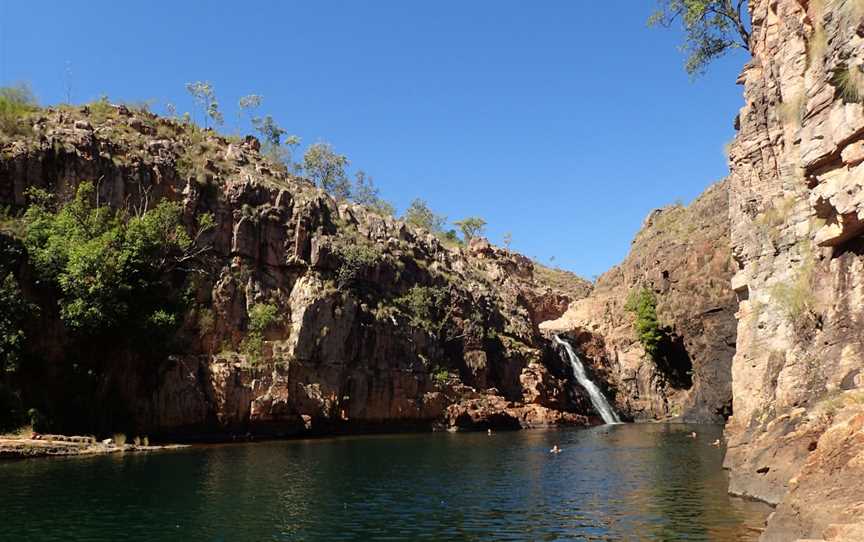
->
<box><xmin>335</xmin><ymin>243</ymin><xmax>382</xmax><ymax>292</ymax></box>
<box><xmin>0</xmin><ymin>83</ymin><xmax>38</xmax><ymax>137</ymax></box>
<box><xmin>396</xmin><ymin>285</ymin><xmax>450</xmax><ymax>334</ymax></box>
<box><xmin>770</xmin><ymin>252</ymin><xmax>817</xmax><ymax>329</ymax></box>
<box><xmin>624</xmin><ymin>287</ymin><xmax>666</xmax><ymax>358</ymax></box>
<box><xmin>241</xmin><ymin>303</ymin><xmax>281</xmax><ymax>363</ymax></box>
<box><xmin>649</xmin><ymin>0</ymin><xmax>751</xmax><ymax>75</ymax></box>
<box><xmin>23</xmin><ymin>182</ymin><xmax>213</xmax><ymax>337</ymax></box>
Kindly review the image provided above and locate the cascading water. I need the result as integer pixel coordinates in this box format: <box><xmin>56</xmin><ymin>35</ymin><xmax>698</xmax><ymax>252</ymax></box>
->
<box><xmin>553</xmin><ymin>335</ymin><xmax>622</xmax><ymax>425</ymax></box>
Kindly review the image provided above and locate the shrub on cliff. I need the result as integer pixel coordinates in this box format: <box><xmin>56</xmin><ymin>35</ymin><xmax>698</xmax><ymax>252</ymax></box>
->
<box><xmin>23</xmin><ymin>182</ymin><xmax>213</xmax><ymax>337</ymax></box>
<box><xmin>403</xmin><ymin>199</ymin><xmax>446</xmax><ymax>234</ymax></box>
<box><xmin>241</xmin><ymin>303</ymin><xmax>281</xmax><ymax>364</ymax></box>
<box><xmin>624</xmin><ymin>287</ymin><xmax>666</xmax><ymax>358</ymax></box>
<box><xmin>335</xmin><ymin>243</ymin><xmax>382</xmax><ymax>292</ymax></box>
<box><xmin>396</xmin><ymin>285</ymin><xmax>449</xmax><ymax>334</ymax></box>
<box><xmin>0</xmin><ymin>83</ymin><xmax>38</xmax><ymax>137</ymax></box>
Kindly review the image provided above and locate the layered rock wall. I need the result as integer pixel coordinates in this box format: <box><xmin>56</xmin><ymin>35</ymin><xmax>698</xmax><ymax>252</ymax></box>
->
<box><xmin>0</xmin><ymin>106</ymin><xmax>593</xmax><ymax>438</ymax></box>
<box><xmin>724</xmin><ymin>0</ymin><xmax>864</xmax><ymax>538</ymax></box>
<box><xmin>543</xmin><ymin>180</ymin><xmax>737</xmax><ymax>423</ymax></box>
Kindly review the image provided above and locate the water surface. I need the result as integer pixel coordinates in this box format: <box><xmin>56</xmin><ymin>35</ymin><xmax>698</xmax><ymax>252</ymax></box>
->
<box><xmin>0</xmin><ymin>423</ymin><xmax>769</xmax><ymax>541</ymax></box>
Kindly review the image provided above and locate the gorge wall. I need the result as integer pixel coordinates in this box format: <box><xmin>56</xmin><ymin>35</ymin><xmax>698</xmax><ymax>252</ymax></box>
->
<box><xmin>543</xmin><ymin>180</ymin><xmax>737</xmax><ymax>424</ymax></box>
<box><xmin>0</xmin><ymin>105</ymin><xmax>598</xmax><ymax>439</ymax></box>
<box><xmin>724</xmin><ymin>0</ymin><xmax>864</xmax><ymax>539</ymax></box>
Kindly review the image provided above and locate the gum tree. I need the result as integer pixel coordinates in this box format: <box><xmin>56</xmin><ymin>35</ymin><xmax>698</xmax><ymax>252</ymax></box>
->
<box><xmin>649</xmin><ymin>0</ymin><xmax>751</xmax><ymax>75</ymax></box>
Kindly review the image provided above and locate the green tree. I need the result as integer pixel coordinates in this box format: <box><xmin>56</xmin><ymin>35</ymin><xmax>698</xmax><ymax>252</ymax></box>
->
<box><xmin>454</xmin><ymin>217</ymin><xmax>487</xmax><ymax>243</ymax></box>
<box><xmin>302</xmin><ymin>142</ymin><xmax>351</xmax><ymax>199</ymax></box>
<box><xmin>23</xmin><ymin>182</ymin><xmax>213</xmax><ymax>336</ymax></box>
<box><xmin>185</xmin><ymin>81</ymin><xmax>223</xmax><ymax>128</ymax></box>
<box><xmin>649</xmin><ymin>0</ymin><xmax>750</xmax><ymax>75</ymax></box>
<box><xmin>624</xmin><ymin>287</ymin><xmax>666</xmax><ymax>358</ymax></box>
<box><xmin>403</xmin><ymin>199</ymin><xmax>445</xmax><ymax>233</ymax></box>
<box><xmin>0</xmin><ymin>273</ymin><xmax>29</xmax><ymax>373</ymax></box>
<box><xmin>351</xmin><ymin>171</ymin><xmax>395</xmax><ymax>216</ymax></box>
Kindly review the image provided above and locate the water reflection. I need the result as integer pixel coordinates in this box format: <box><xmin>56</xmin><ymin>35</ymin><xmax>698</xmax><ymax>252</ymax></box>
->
<box><xmin>0</xmin><ymin>424</ymin><xmax>769</xmax><ymax>541</ymax></box>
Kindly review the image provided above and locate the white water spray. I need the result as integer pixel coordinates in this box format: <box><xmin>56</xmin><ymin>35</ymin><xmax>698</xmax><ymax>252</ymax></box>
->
<box><xmin>553</xmin><ymin>335</ymin><xmax>621</xmax><ymax>425</ymax></box>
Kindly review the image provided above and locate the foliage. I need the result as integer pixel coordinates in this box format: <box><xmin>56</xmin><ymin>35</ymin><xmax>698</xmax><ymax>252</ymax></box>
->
<box><xmin>454</xmin><ymin>216</ymin><xmax>487</xmax><ymax>242</ymax></box>
<box><xmin>770</xmin><ymin>256</ymin><xmax>816</xmax><ymax>328</ymax></box>
<box><xmin>335</xmin><ymin>243</ymin><xmax>381</xmax><ymax>291</ymax></box>
<box><xmin>248</xmin><ymin>303</ymin><xmax>279</xmax><ymax>334</ymax></box>
<box><xmin>303</xmin><ymin>142</ymin><xmax>350</xmax><ymax>199</ymax></box>
<box><xmin>241</xmin><ymin>303</ymin><xmax>280</xmax><ymax>364</ymax></box>
<box><xmin>624</xmin><ymin>287</ymin><xmax>666</xmax><ymax>358</ymax></box>
<box><xmin>351</xmin><ymin>171</ymin><xmax>395</xmax><ymax>216</ymax></box>
<box><xmin>0</xmin><ymin>83</ymin><xmax>38</xmax><ymax>136</ymax></box>
<box><xmin>431</xmin><ymin>366</ymin><xmax>453</xmax><ymax>386</ymax></box>
<box><xmin>396</xmin><ymin>285</ymin><xmax>448</xmax><ymax>334</ymax></box>
<box><xmin>833</xmin><ymin>65</ymin><xmax>864</xmax><ymax>104</ymax></box>
<box><xmin>88</xmin><ymin>95</ymin><xmax>114</xmax><ymax>124</ymax></box>
<box><xmin>185</xmin><ymin>81</ymin><xmax>223</xmax><ymax>128</ymax></box>
<box><xmin>23</xmin><ymin>182</ymin><xmax>212</xmax><ymax>337</ymax></box>
<box><xmin>649</xmin><ymin>0</ymin><xmax>751</xmax><ymax>75</ymax></box>
<box><xmin>0</xmin><ymin>273</ymin><xmax>30</xmax><ymax>373</ymax></box>
<box><xmin>238</xmin><ymin>93</ymin><xmax>262</xmax><ymax>127</ymax></box>
<box><xmin>403</xmin><ymin>199</ymin><xmax>446</xmax><ymax>234</ymax></box>
<box><xmin>503</xmin><ymin>232</ymin><xmax>512</xmax><ymax>249</ymax></box>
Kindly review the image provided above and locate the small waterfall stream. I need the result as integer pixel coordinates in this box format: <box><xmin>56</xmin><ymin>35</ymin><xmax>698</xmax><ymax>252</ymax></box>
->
<box><xmin>553</xmin><ymin>335</ymin><xmax>622</xmax><ymax>424</ymax></box>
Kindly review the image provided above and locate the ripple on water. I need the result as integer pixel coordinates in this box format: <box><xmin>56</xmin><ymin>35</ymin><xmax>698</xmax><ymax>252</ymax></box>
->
<box><xmin>0</xmin><ymin>423</ymin><xmax>770</xmax><ymax>541</ymax></box>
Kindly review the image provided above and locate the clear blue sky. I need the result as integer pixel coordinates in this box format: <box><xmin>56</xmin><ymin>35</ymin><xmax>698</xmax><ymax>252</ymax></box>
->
<box><xmin>0</xmin><ymin>1</ymin><xmax>748</xmax><ymax>279</ymax></box>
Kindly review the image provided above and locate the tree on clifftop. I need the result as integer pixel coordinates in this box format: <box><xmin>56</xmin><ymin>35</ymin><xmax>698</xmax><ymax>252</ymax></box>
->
<box><xmin>649</xmin><ymin>0</ymin><xmax>751</xmax><ymax>75</ymax></box>
<box><xmin>454</xmin><ymin>217</ymin><xmax>487</xmax><ymax>243</ymax></box>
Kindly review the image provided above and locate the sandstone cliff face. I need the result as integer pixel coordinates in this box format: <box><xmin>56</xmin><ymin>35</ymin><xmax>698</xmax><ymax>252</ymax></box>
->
<box><xmin>0</xmin><ymin>105</ymin><xmax>592</xmax><ymax>438</ymax></box>
<box><xmin>543</xmin><ymin>180</ymin><xmax>737</xmax><ymax>423</ymax></box>
<box><xmin>724</xmin><ymin>0</ymin><xmax>864</xmax><ymax>539</ymax></box>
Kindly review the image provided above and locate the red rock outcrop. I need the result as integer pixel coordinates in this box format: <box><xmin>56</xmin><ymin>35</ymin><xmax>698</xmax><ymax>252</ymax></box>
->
<box><xmin>0</xmin><ymin>105</ymin><xmax>595</xmax><ymax>439</ymax></box>
<box><xmin>724</xmin><ymin>0</ymin><xmax>864</xmax><ymax>538</ymax></box>
<box><xmin>543</xmin><ymin>180</ymin><xmax>737</xmax><ymax>423</ymax></box>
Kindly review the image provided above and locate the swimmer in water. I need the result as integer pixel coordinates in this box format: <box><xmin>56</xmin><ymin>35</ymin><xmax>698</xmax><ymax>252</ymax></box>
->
<box><xmin>550</xmin><ymin>445</ymin><xmax>562</xmax><ymax>454</ymax></box>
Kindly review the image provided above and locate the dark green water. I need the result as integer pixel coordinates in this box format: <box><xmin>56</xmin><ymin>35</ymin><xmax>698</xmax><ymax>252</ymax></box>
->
<box><xmin>0</xmin><ymin>423</ymin><xmax>769</xmax><ymax>541</ymax></box>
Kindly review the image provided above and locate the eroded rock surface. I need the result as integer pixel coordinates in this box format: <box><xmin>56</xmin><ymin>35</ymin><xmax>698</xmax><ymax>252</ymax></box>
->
<box><xmin>724</xmin><ymin>0</ymin><xmax>864</xmax><ymax>539</ymax></box>
<box><xmin>0</xmin><ymin>106</ymin><xmax>594</xmax><ymax>439</ymax></box>
<box><xmin>543</xmin><ymin>180</ymin><xmax>737</xmax><ymax>423</ymax></box>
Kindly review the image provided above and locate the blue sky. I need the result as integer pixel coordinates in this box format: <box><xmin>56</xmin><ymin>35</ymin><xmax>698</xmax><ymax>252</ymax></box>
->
<box><xmin>0</xmin><ymin>1</ymin><xmax>748</xmax><ymax>278</ymax></box>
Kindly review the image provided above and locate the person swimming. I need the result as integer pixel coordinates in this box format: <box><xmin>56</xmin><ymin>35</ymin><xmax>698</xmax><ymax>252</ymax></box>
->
<box><xmin>550</xmin><ymin>445</ymin><xmax>562</xmax><ymax>454</ymax></box>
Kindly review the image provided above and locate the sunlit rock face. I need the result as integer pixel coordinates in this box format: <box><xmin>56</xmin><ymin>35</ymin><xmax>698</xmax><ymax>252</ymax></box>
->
<box><xmin>724</xmin><ymin>0</ymin><xmax>864</xmax><ymax>538</ymax></box>
<box><xmin>0</xmin><ymin>105</ymin><xmax>599</xmax><ymax>439</ymax></box>
<box><xmin>542</xmin><ymin>180</ymin><xmax>737</xmax><ymax>424</ymax></box>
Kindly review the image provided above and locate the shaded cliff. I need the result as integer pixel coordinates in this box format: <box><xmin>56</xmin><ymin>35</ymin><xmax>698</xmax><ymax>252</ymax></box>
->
<box><xmin>0</xmin><ymin>104</ymin><xmax>596</xmax><ymax>439</ymax></box>
<box><xmin>724</xmin><ymin>0</ymin><xmax>864</xmax><ymax>539</ymax></box>
<box><xmin>543</xmin><ymin>180</ymin><xmax>737</xmax><ymax>423</ymax></box>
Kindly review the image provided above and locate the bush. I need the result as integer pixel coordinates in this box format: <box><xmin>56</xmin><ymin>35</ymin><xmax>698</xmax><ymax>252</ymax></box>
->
<box><xmin>431</xmin><ymin>366</ymin><xmax>452</xmax><ymax>386</ymax></box>
<box><xmin>23</xmin><ymin>182</ymin><xmax>211</xmax><ymax>337</ymax></box>
<box><xmin>0</xmin><ymin>273</ymin><xmax>31</xmax><ymax>373</ymax></box>
<box><xmin>771</xmin><ymin>258</ymin><xmax>816</xmax><ymax>328</ymax></box>
<box><xmin>335</xmin><ymin>244</ymin><xmax>381</xmax><ymax>291</ymax></box>
<box><xmin>396</xmin><ymin>285</ymin><xmax>448</xmax><ymax>334</ymax></box>
<box><xmin>0</xmin><ymin>84</ymin><xmax>38</xmax><ymax>136</ymax></box>
<box><xmin>624</xmin><ymin>287</ymin><xmax>666</xmax><ymax>359</ymax></box>
<box><xmin>241</xmin><ymin>303</ymin><xmax>280</xmax><ymax>364</ymax></box>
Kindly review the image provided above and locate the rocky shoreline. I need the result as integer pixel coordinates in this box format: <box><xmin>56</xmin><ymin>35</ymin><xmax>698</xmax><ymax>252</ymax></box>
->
<box><xmin>0</xmin><ymin>434</ymin><xmax>188</xmax><ymax>460</ymax></box>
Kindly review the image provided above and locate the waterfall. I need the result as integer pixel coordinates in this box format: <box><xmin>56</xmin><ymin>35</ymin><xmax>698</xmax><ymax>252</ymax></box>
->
<box><xmin>553</xmin><ymin>335</ymin><xmax>622</xmax><ymax>425</ymax></box>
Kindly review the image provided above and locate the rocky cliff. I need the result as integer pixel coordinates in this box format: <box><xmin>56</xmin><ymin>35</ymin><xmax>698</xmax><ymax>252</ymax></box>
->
<box><xmin>0</xmin><ymin>105</ymin><xmax>596</xmax><ymax>439</ymax></box>
<box><xmin>543</xmin><ymin>180</ymin><xmax>737</xmax><ymax>423</ymax></box>
<box><xmin>724</xmin><ymin>0</ymin><xmax>864</xmax><ymax>539</ymax></box>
